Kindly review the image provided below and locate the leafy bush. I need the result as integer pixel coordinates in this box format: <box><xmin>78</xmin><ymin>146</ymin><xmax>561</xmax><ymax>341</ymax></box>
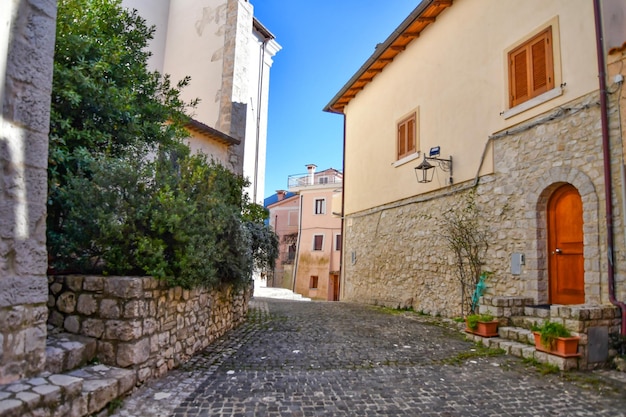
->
<box><xmin>48</xmin><ymin>149</ymin><xmax>276</xmax><ymax>288</ymax></box>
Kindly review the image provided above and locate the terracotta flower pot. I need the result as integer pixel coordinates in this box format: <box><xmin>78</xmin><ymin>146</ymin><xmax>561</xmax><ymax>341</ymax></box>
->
<box><xmin>532</xmin><ymin>331</ymin><xmax>580</xmax><ymax>357</ymax></box>
<box><xmin>465</xmin><ymin>319</ymin><xmax>499</xmax><ymax>337</ymax></box>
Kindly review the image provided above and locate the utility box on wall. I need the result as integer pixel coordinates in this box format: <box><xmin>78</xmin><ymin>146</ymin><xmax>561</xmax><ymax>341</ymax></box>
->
<box><xmin>511</xmin><ymin>253</ymin><xmax>525</xmax><ymax>275</ymax></box>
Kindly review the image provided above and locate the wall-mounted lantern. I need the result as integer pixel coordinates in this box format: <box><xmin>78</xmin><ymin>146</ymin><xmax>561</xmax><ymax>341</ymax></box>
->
<box><xmin>414</xmin><ymin>146</ymin><xmax>453</xmax><ymax>184</ymax></box>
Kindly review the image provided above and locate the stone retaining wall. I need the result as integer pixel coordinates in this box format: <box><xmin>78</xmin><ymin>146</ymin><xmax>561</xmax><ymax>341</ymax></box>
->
<box><xmin>47</xmin><ymin>276</ymin><xmax>252</xmax><ymax>383</ymax></box>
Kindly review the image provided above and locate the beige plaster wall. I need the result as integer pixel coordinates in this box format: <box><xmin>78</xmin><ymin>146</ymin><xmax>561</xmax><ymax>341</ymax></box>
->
<box><xmin>184</xmin><ymin>133</ymin><xmax>230</xmax><ymax>167</ymax></box>
<box><xmin>122</xmin><ymin>0</ymin><xmax>171</xmax><ymax>72</ymax></box>
<box><xmin>343</xmin><ymin>0</ymin><xmax>598</xmax><ymax>215</ymax></box>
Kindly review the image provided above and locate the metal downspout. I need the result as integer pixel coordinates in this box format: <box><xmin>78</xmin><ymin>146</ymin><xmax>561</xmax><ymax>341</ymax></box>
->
<box><xmin>292</xmin><ymin>194</ymin><xmax>303</xmax><ymax>293</ymax></box>
<box><xmin>594</xmin><ymin>0</ymin><xmax>626</xmax><ymax>335</ymax></box>
<box><xmin>339</xmin><ymin>112</ymin><xmax>346</xmax><ymax>300</ymax></box>
<box><xmin>253</xmin><ymin>38</ymin><xmax>268</xmax><ymax>203</ymax></box>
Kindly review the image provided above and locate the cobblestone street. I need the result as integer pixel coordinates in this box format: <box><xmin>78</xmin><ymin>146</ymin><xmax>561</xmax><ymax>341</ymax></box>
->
<box><xmin>112</xmin><ymin>297</ymin><xmax>626</xmax><ymax>416</ymax></box>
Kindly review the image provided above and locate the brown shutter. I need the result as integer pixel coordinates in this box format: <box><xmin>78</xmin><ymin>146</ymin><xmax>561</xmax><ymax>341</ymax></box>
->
<box><xmin>407</xmin><ymin>118</ymin><xmax>415</xmax><ymax>153</ymax></box>
<box><xmin>398</xmin><ymin>124</ymin><xmax>406</xmax><ymax>157</ymax></box>
<box><xmin>530</xmin><ymin>28</ymin><xmax>554</xmax><ymax>96</ymax></box>
<box><xmin>314</xmin><ymin>235</ymin><xmax>323</xmax><ymax>250</ymax></box>
<box><xmin>397</xmin><ymin>114</ymin><xmax>416</xmax><ymax>159</ymax></box>
<box><xmin>508</xmin><ymin>27</ymin><xmax>554</xmax><ymax>108</ymax></box>
<box><xmin>510</xmin><ymin>49</ymin><xmax>528</xmax><ymax>107</ymax></box>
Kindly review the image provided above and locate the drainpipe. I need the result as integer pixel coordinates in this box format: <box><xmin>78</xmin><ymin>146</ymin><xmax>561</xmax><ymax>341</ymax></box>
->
<box><xmin>292</xmin><ymin>193</ymin><xmax>303</xmax><ymax>293</ymax></box>
<box><xmin>594</xmin><ymin>0</ymin><xmax>626</xmax><ymax>335</ymax></box>
<box><xmin>253</xmin><ymin>37</ymin><xmax>268</xmax><ymax>203</ymax></box>
<box><xmin>339</xmin><ymin>113</ymin><xmax>346</xmax><ymax>300</ymax></box>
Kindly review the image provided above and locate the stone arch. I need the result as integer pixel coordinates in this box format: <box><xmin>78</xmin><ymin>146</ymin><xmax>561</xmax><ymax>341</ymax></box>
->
<box><xmin>525</xmin><ymin>166</ymin><xmax>601</xmax><ymax>304</ymax></box>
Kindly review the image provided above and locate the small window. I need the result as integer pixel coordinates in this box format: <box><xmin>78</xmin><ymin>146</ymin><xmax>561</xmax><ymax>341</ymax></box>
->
<box><xmin>335</xmin><ymin>234</ymin><xmax>342</xmax><ymax>251</ymax></box>
<box><xmin>319</xmin><ymin>177</ymin><xmax>329</xmax><ymax>184</ymax></box>
<box><xmin>287</xmin><ymin>244</ymin><xmax>296</xmax><ymax>262</ymax></box>
<box><xmin>313</xmin><ymin>234</ymin><xmax>324</xmax><ymax>251</ymax></box>
<box><xmin>508</xmin><ymin>27</ymin><xmax>554</xmax><ymax>108</ymax></box>
<box><xmin>397</xmin><ymin>113</ymin><xmax>416</xmax><ymax>160</ymax></box>
<box><xmin>314</xmin><ymin>198</ymin><xmax>326</xmax><ymax>215</ymax></box>
<box><xmin>309</xmin><ymin>275</ymin><xmax>319</xmax><ymax>289</ymax></box>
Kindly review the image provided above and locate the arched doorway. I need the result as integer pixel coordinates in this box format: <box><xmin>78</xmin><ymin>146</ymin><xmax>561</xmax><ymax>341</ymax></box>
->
<box><xmin>548</xmin><ymin>184</ymin><xmax>585</xmax><ymax>304</ymax></box>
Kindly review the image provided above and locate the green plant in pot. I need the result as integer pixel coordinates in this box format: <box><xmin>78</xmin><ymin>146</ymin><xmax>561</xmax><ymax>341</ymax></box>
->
<box><xmin>465</xmin><ymin>313</ymin><xmax>498</xmax><ymax>337</ymax></box>
<box><xmin>466</xmin><ymin>313</ymin><xmax>494</xmax><ymax>330</ymax></box>
<box><xmin>532</xmin><ymin>320</ymin><xmax>580</xmax><ymax>357</ymax></box>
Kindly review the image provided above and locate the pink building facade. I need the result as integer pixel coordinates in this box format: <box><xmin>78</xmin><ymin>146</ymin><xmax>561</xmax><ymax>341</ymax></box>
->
<box><xmin>289</xmin><ymin>165</ymin><xmax>343</xmax><ymax>301</ymax></box>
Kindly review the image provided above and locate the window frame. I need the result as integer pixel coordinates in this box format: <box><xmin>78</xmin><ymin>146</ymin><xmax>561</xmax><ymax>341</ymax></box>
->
<box><xmin>309</xmin><ymin>275</ymin><xmax>319</xmax><ymax>289</ymax></box>
<box><xmin>508</xmin><ymin>26</ymin><xmax>554</xmax><ymax>109</ymax></box>
<box><xmin>313</xmin><ymin>234</ymin><xmax>324</xmax><ymax>251</ymax></box>
<box><xmin>335</xmin><ymin>233</ymin><xmax>342</xmax><ymax>251</ymax></box>
<box><xmin>314</xmin><ymin>198</ymin><xmax>326</xmax><ymax>215</ymax></box>
<box><xmin>396</xmin><ymin>112</ymin><xmax>418</xmax><ymax>161</ymax></box>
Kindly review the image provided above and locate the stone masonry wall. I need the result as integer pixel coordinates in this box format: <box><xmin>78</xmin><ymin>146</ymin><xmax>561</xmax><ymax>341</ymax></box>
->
<box><xmin>47</xmin><ymin>276</ymin><xmax>252</xmax><ymax>384</ymax></box>
<box><xmin>0</xmin><ymin>0</ymin><xmax>57</xmax><ymax>383</ymax></box>
<box><xmin>342</xmin><ymin>91</ymin><xmax>626</xmax><ymax>317</ymax></box>
<box><xmin>220</xmin><ymin>0</ymin><xmax>253</xmax><ymax>175</ymax></box>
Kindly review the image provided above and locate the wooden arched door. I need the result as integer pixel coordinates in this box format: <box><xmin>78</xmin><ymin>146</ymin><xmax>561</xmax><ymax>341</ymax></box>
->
<box><xmin>548</xmin><ymin>184</ymin><xmax>585</xmax><ymax>304</ymax></box>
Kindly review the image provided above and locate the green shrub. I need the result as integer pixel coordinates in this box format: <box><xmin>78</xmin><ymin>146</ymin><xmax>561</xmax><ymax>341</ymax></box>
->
<box><xmin>47</xmin><ymin>150</ymin><xmax>277</xmax><ymax>289</ymax></box>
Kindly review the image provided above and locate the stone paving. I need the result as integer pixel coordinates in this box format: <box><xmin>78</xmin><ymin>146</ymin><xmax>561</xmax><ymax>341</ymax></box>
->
<box><xmin>111</xmin><ymin>297</ymin><xmax>626</xmax><ymax>417</ymax></box>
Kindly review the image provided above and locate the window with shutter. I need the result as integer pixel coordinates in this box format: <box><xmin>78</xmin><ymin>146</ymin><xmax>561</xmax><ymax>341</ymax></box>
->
<box><xmin>508</xmin><ymin>27</ymin><xmax>554</xmax><ymax>108</ymax></box>
<box><xmin>313</xmin><ymin>235</ymin><xmax>324</xmax><ymax>251</ymax></box>
<box><xmin>397</xmin><ymin>113</ymin><xmax>417</xmax><ymax>160</ymax></box>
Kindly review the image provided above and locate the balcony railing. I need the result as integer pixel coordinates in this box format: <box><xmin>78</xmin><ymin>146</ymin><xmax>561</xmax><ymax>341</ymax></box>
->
<box><xmin>288</xmin><ymin>172</ymin><xmax>343</xmax><ymax>189</ymax></box>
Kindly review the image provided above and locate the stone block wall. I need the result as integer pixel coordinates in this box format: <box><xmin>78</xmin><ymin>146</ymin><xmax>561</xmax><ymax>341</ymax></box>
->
<box><xmin>0</xmin><ymin>0</ymin><xmax>57</xmax><ymax>383</ymax></box>
<box><xmin>47</xmin><ymin>276</ymin><xmax>252</xmax><ymax>384</ymax></box>
<box><xmin>342</xmin><ymin>91</ymin><xmax>626</xmax><ymax>317</ymax></box>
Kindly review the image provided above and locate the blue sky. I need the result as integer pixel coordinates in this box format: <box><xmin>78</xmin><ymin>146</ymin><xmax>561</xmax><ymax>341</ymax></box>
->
<box><xmin>253</xmin><ymin>1</ymin><xmax>418</xmax><ymax>199</ymax></box>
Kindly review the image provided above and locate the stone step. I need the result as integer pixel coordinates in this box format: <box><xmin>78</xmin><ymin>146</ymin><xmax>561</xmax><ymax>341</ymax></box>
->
<box><xmin>45</xmin><ymin>328</ymin><xmax>97</xmax><ymax>375</ymax></box>
<box><xmin>0</xmin><ymin>364</ymin><xmax>135</xmax><ymax>417</ymax></box>
<box><xmin>465</xmin><ymin>333</ymin><xmax>579</xmax><ymax>371</ymax></box>
<box><xmin>509</xmin><ymin>315</ymin><xmax>545</xmax><ymax>330</ymax></box>
<box><xmin>523</xmin><ymin>306</ymin><xmax>552</xmax><ymax>319</ymax></box>
<box><xmin>70</xmin><ymin>364</ymin><xmax>136</xmax><ymax>416</ymax></box>
<box><xmin>498</xmin><ymin>326</ymin><xmax>535</xmax><ymax>345</ymax></box>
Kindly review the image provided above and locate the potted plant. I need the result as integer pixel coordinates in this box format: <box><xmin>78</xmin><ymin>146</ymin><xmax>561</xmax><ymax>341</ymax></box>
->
<box><xmin>532</xmin><ymin>320</ymin><xmax>580</xmax><ymax>357</ymax></box>
<box><xmin>465</xmin><ymin>313</ymin><xmax>499</xmax><ymax>337</ymax></box>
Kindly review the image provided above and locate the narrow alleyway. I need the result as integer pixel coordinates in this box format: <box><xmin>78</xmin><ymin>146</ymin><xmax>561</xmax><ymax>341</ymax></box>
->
<box><xmin>112</xmin><ymin>297</ymin><xmax>626</xmax><ymax>417</ymax></box>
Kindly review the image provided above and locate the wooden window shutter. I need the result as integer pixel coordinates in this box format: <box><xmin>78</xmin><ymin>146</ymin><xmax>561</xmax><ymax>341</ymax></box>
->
<box><xmin>407</xmin><ymin>118</ymin><xmax>416</xmax><ymax>154</ymax></box>
<box><xmin>508</xmin><ymin>27</ymin><xmax>554</xmax><ymax>108</ymax></box>
<box><xmin>398</xmin><ymin>124</ymin><xmax>407</xmax><ymax>157</ymax></box>
<box><xmin>510</xmin><ymin>49</ymin><xmax>529</xmax><ymax>107</ymax></box>
<box><xmin>530</xmin><ymin>29</ymin><xmax>554</xmax><ymax>95</ymax></box>
<box><xmin>313</xmin><ymin>235</ymin><xmax>323</xmax><ymax>251</ymax></box>
<box><xmin>397</xmin><ymin>113</ymin><xmax>416</xmax><ymax>159</ymax></box>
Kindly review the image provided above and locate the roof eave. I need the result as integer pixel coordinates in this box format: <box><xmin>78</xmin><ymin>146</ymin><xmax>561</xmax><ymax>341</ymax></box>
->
<box><xmin>185</xmin><ymin>118</ymin><xmax>241</xmax><ymax>146</ymax></box>
<box><xmin>323</xmin><ymin>0</ymin><xmax>453</xmax><ymax>114</ymax></box>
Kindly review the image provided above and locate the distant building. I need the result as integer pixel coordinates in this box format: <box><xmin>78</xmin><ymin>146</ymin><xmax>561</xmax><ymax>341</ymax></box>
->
<box><xmin>122</xmin><ymin>0</ymin><xmax>281</xmax><ymax>203</ymax></box>
<box><xmin>265</xmin><ymin>190</ymin><xmax>299</xmax><ymax>289</ymax></box>
<box><xmin>267</xmin><ymin>165</ymin><xmax>343</xmax><ymax>301</ymax></box>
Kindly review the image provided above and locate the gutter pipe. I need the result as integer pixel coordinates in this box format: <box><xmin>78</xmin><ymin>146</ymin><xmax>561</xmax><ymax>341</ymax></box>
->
<box><xmin>594</xmin><ymin>0</ymin><xmax>626</xmax><ymax>335</ymax></box>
